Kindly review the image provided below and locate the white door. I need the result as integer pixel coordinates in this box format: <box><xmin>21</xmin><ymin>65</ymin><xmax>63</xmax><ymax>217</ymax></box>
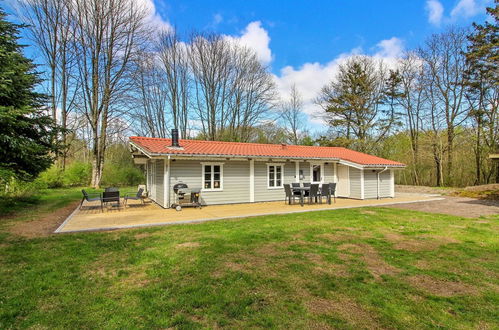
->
<box><xmin>150</xmin><ymin>161</ymin><xmax>156</xmax><ymax>200</ymax></box>
<box><xmin>310</xmin><ymin>163</ymin><xmax>324</xmax><ymax>184</ymax></box>
<box><xmin>336</xmin><ymin>164</ymin><xmax>349</xmax><ymax>197</ymax></box>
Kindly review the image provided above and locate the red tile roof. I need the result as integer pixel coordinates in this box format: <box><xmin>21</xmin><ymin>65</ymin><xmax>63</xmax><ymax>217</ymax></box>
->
<box><xmin>129</xmin><ymin>136</ymin><xmax>405</xmax><ymax>167</ymax></box>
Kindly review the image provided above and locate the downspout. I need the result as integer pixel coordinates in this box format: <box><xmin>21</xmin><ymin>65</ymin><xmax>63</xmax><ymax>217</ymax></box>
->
<box><xmin>377</xmin><ymin>166</ymin><xmax>389</xmax><ymax>199</ymax></box>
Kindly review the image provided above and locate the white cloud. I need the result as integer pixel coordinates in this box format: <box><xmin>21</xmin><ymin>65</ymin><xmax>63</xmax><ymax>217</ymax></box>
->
<box><xmin>213</xmin><ymin>13</ymin><xmax>223</xmax><ymax>25</ymax></box>
<box><xmin>375</xmin><ymin>37</ymin><xmax>404</xmax><ymax>58</ymax></box>
<box><xmin>227</xmin><ymin>21</ymin><xmax>273</xmax><ymax>65</ymax></box>
<box><xmin>425</xmin><ymin>0</ymin><xmax>491</xmax><ymax>26</ymax></box>
<box><xmin>450</xmin><ymin>0</ymin><xmax>485</xmax><ymax>19</ymax></box>
<box><xmin>138</xmin><ymin>0</ymin><xmax>173</xmax><ymax>32</ymax></box>
<box><xmin>426</xmin><ymin>0</ymin><xmax>444</xmax><ymax>25</ymax></box>
<box><xmin>273</xmin><ymin>37</ymin><xmax>405</xmax><ymax>126</ymax></box>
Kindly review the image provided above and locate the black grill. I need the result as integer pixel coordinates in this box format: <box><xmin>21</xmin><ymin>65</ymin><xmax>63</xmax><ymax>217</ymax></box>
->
<box><xmin>171</xmin><ymin>182</ymin><xmax>202</xmax><ymax>210</ymax></box>
<box><xmin>173</xmin><ymin>183</ymin><xmax>188</xmax><ymax>194</ymax></box>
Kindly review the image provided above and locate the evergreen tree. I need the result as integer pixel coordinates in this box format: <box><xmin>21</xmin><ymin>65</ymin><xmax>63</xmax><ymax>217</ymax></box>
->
<box><xmin>315</xmin><ymin>56</ymin><xmax>401</xmax><ymax>153</ymax></box>
<box><xmin>0</xmin><ymin>8</ymin><xmax>60</xmax><ymax>186</ymax></box>
<box><xmin>465</xmin><ymin>1</ymin><xmax>499</xmax><ymax>183</ymax></box>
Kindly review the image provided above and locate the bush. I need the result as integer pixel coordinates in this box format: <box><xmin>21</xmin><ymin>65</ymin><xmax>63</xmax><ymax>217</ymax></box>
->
<box><xmin>63</xmin><ymin>162</ymin><xmax>91</xmax><ymax>187</ymax></box>
<box><xmin>101</xmin><ymin>165</ymin><xmax>144</xmax><ymax>187</ymax></box>
<box><xmin>0</xmin><ymin>176</ymin><xmax>43</xmax><ymax>199</ymax></box>
<box><xmin>36</xmin><ymin>165</ymin><xmax>63</xmax><ymax>188</ymax></box>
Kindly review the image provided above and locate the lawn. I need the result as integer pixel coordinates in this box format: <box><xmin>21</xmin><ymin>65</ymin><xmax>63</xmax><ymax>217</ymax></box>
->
<box><xmin>0</xmin><ymin>189</ymin><xmax>498</xmax><ymax>329</ymax></box>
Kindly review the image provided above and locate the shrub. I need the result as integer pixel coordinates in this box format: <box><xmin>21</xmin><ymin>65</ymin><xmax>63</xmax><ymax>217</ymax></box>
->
<box><xmin>63</xmin><ymin>162</ymin><xmax>91</xmax><ymax>187</ymax></box>
<box><xmin>36</xmin><ymin>165</ymin><xmax>64</xmax><ymax>188</ymax></box>
<box><xmin>101</xmin><ymin>165</ymin><xmax>144</xmax><ymax>187</ymax></box>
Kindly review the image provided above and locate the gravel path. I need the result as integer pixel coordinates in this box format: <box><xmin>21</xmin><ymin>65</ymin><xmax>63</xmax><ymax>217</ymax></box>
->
<box><xmin>388</xmin><ymin>195</ymin><xmax>499</xmax><ymax>218</ymax></box>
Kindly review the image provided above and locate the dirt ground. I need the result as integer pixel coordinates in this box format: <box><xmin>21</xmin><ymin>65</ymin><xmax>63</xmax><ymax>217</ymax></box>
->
<box><xmin>7</xmin><ymin>201</ymin><xmax>80</xmax><ymax>238</ymax></box>
<box><xmin>391</xmin><ymin>194</ymin><xmax>499</xmax><ymax>218</ymax></box>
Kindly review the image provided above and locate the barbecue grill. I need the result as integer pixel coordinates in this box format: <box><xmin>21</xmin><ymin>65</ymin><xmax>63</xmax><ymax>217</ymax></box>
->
<box><xmin>171</xmin><ymin>183</ymin><xmax>202</xmax><ymax>211</ymax></box>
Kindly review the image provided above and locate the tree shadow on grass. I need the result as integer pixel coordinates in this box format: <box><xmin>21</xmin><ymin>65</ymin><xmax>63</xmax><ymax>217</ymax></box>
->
<box><xmin>0</xmin><ymin>195</ymin><xmax>41</xmax><ymax>219</ymax></box>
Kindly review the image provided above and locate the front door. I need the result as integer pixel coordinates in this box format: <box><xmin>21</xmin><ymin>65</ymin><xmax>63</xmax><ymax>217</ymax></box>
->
<box><xmin>336</xmin><ymin>164</ymin><xmax>349</xmax><ymax>197</ymax></box>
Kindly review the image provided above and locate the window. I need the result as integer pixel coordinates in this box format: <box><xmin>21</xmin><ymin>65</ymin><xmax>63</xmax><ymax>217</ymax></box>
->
<box><xmin>202</xmin><ymin>163</ymin><xmax>223</xmax><ymax>191</ymax></box>
<box><xmin>311</xmin><ymin>163</ymin><xmax>323</xmax><ymax>183</ymax></box>
<box><xmin>267</xmin><ymin>164</ymin><xmax>283</xmax><ymax>188</ymax></box>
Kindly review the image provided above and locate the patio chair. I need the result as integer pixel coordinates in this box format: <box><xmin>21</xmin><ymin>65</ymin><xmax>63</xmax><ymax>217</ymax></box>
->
<box><xmin>320</xmin><ymin>183</ymin><xmax>331</xmax><ymax>204</ymax></box>
<box><xmin>329</xmin><ymin>183</ymin><xmax>337</xmax><ymax>203</ymax></box>
<box><xmin>308</xmin><ymin>184</ymin><xmax>320</xmax><ymax>204</ymax></box>
<box><xmin>284</xmin><ymin>184</ymin><xmax>297</xmax><ymax>205</ymax></box>
<box><xmin>80</xmin><ymin>189</ymin><xmax>103</xmax><ymax>211</ymax></box>
<box><xmin>290</xmin><ymin>182</ymin><xmax>302</xmax><ymax>197</ymax></box>
<box><xmin>302</xmin><ymin>182</ymin><xmax>311</xmax><ymax>198</ymax></box>
<box><xmin>124</xmin><ymin>188</ymin><xmax>145</xmax><ymax>207</ymax></box>
<box><xmin>102</xmin><ymin>191</ymin><xmax>120</xmax><ymax>208</ymax></box>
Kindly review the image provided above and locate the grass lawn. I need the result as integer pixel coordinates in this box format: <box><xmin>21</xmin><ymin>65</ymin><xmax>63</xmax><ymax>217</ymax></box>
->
<box><xmin>0</xmin><ymin>188</ymin><xmax>498</xmax><ymax>328</ymax></box>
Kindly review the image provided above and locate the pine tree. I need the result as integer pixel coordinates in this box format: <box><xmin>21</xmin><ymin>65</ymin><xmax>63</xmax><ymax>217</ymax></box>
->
<box><xmin>465</xmin><ymin>1</ymin><xmax>499</xmax><ymax>183</ymax></box>
<box><xmin>0</xmin><ymin>8</ymin><xmax>60</xmax><ymax>186</ymax></box>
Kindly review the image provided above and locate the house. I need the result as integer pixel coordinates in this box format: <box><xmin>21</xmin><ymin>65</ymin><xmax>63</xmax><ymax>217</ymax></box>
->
<box><xmin>129</xmin><ymin>130</ymin><xmax>405</xmax><ymax>208</ymax></box>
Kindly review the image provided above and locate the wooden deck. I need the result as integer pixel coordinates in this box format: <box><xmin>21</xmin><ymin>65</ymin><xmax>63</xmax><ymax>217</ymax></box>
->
<box><xmin>56</xmin><ymin>193</ymin><xmax>442</xmax><ymax>233</ymax></box>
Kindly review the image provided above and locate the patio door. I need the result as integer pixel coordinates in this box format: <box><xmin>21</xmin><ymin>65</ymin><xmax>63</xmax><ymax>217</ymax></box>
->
<box><xmin>310</xmin><ymin>163</ymin><xmax>324</xmax><ymax>184</ymax></box>
<box><xmin>149</xmin><ymin>161</ymin><xmax>156</xmax><ymax>200</ymax></box>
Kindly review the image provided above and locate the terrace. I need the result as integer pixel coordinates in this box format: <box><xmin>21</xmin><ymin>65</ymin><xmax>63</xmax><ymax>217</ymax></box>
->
<box><xmin>56</xmin><ymin>192</ymin><xmax>441</xmax><ymax>233</ymax></box>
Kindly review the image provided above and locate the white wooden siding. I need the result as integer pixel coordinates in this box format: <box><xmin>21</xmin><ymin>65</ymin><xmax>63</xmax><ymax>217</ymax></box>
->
<box><xmin>324</xmin><ymin>163</ymin><xmax>335</xmax><ymax>183</ymax></box>
<box><xmin>349</xmin><ymin>168</ymin><xmax>362</xmax><ymax>199</ymax></box>
<box><xmin>254</xmin><ymin>161</ymin><xmax>294</xmax><ymax>202</ymax></box>
<box><xmin>146</xmin><ymin>157</ymin><xmax>395</xmax><ymax>206</ymax></box>
<box><xmin>299</xmin><ymin>162</ymin><xmax>310</xmax><ymax>182</ymax></box>
<box><xmin>379</xmin><ymin>170</ymin><xmax>392</xmax><ymax>197</ymax></box>
<box><xmin>170</xmin><ymin>160</ymin><xmax>250</xmax><ymax>205</ymax></box>
<box><xmin>363</xmin><ymin>170</ymin><xmax>378</xmax><ymax>199</ymax></box>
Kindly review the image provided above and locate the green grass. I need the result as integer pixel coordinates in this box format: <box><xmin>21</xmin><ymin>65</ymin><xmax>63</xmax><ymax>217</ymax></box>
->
<box><xmin>0</xmin><ymin>186</ymin><xmax>135</xmax><ymax>221</ymax></box>
<box><xmin>0</xmin><ymin>188</ymin><xmax>498</xmax><ymax>329</ymax></box>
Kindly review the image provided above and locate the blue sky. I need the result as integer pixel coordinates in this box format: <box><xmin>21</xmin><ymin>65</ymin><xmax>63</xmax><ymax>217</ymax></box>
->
<box><xmin>150</xmin><ymin>0</ymin><xmax>490</xmax><ymax>129</ymax></box>
<box><xmin>5</xmin><ymin>0</ymin><xmax>493</xmax><ymax>131</ymax></box>
<box><xmin>153</xmin><ymin>0</ymin><xmax>491</xmax><ymax>70</ymax></box>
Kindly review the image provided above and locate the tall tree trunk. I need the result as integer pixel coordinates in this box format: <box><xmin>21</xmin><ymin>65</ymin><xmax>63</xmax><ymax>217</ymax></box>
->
<box><xmin>446</xmin><ymin>126</ymin><xmax>454</xmax><ymax>186</ymax></box>
<box><xmin>475</xmin><ymin>113</ymin><xmax>482</xmax><ymax>185</ymax></box>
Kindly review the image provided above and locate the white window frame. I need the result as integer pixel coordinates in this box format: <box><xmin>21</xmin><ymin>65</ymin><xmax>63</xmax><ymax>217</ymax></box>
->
<box><xmin>267</xmin><ymin>163</ymin><xmax>284</xmax><ymax>189</ymax></box>
<box><xmin>201</xmin><ymin>162</ymin><xmax>224</xmax><ymax>191</ymax></box>
<box><xmin>310</xmin><ymin>162</ymin><xmax>324</xmax><ymax>184</ymax></box>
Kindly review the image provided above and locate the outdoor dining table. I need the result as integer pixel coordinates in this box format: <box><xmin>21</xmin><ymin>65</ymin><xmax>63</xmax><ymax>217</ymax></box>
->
<box><xmin>291</xmin><ymin>186</ymin><xmax>310</xmax><ymax>206</ymax></box>
<box><xmin>292</xmin><ymin>185</ymin><xmax>333</xmax><ymax>206</ymax></box>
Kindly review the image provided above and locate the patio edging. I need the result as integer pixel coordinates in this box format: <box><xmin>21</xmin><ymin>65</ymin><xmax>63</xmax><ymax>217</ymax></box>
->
<box><xmin>54</xmin><ymin>197</ymin><xmax>445</xmax><ymax>234</ymax></box>
<box><xmin>54</xmin><ymin>203</ymin><xmax>81</xmax><ymax>233</ymax></box>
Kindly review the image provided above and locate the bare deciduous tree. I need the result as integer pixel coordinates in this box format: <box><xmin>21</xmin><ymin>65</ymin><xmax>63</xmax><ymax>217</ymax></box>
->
<box><xmin>279</xmin><ymin>84</ymin><xmax>306</xmax><ymax>145</ymax></box>
<box><xmin>418</xmin><ymin>27</ymin><xmax>470</xmax><ymax>185</ymax></box>
<box><xmin>397</xmin><ymin>52</ymin><xmax>427</xmax><ymax>185</ymax></box>
<box><xmin>189</xmin><ymin>33</ymin><xmax>276</xmax><ymax>141</ymax></box>
<box><xmin>130</xmin><ymin>51</ymin><xmax>169</xmax><ymax>138</ymax></box>
<box><xmin>157</xmin><ymin>29</ymin><xmax>191</xmax><ymax>138</ymax></box>
<box><xmin>70</xmin><ymin>0</ymin><xmax>149</xmax><ymax>187</ymax></box>
<box><xmin>20</xmin><ymin>0</ymin><xmax>78</xmax><ymax>169</ymax></box>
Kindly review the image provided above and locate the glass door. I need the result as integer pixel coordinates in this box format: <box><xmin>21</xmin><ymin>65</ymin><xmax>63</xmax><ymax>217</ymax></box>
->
<box><xmin>311</xmin><ymin>163</ymin><xmax>323</xmax><ymax>183</ymax></box>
